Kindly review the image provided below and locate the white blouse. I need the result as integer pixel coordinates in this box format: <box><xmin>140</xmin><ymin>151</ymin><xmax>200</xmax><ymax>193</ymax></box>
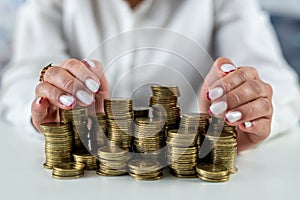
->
<box><xmin>1</xmin><ymin>0</ymin><xmax>299</xmax><ymax>137</ymax></box>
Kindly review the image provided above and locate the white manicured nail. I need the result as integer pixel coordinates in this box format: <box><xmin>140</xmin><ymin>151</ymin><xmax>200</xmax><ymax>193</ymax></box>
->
<box><xmin>85</xmin><ymin>79</ymin><xmax>100</xmax><ymax>93</ymax></box>
<box><xmin>244</xmin><ymin>122</ymin><xmax>253</xmax><ymax>128</ymax></box>
<box><xmin>84</xmin><ymin>59</ymin><xmax>96</xmax><ymax>68</ymax></box>
<box><xmin>59</xmin><ymin>95</ymin><xmax>75</xmax><ymax>107</ymax></box>
<box><xmin>76</xmin><ymin>90</ymin><xmax>94</xmax><ymax>105</ymax></box>
<box><xmin>208</xmin><ymin>87</ymin><xmax>224</xmax><ymax>101</ymax></box>
<box><xmin>225</xmin><ymin>111</ymin><xmax>242</xmax><ymax>123</ymax></box>
<box><xmin>36</xmin><ymin>97</ymin><xmax>42</xmax><ymax>105</ymax></box>
<box><xmin>209</xmin><ymin>101</ymin><xmax>227</xmax><ymax>115</ymax></box>
<box><xmin>221</xmin><ymin>64</ymin><xmax>236</xmax><ymax>73</ymax></box>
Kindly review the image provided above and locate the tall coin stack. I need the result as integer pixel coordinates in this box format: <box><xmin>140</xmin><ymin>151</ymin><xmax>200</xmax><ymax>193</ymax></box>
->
<box><xmin>205</xmin><ymin>118</ymin><xmax>238</xmax><ymax>174</ymax></box>
<box><xmin>104</xmin><ymin>98</ymin><xmax>134</xmax><ymax>151</ymax></box>
<box><xmin>150</xmin><ymin>85</ymin><xmax>181</xmax><ymax>130</ymax></box>
<box><xmin>40</xmin><ymin>122</ymin><xmax>73</xmax><ymax>169</ymax></box>
<box><xmin>134</xmin><ymin>118</ymin><xmax>166</xmax><ymax>162</ymax></box>
<box><xmin>167</xmin><ymin>129</ymin><xmax>199</xmax><ymax>178</ymax></box>
<box><xmin>60</xmin><ymin>107</ymin><xmax>89</xmax><ymax>153</ymax></box>
<box><xmin>128</xmin><ymin>159</ymin><xmax>163</xmax><ymax>181</ymax></box>
<box><xmin>97</xmin><ymin>146</ymin><xmax>131</xmax><ymax>176</ymax></box>
<box><xmin>90</xmin><ymin>113</ymin><xmax>108</xmax><ymax>153</ymax></box>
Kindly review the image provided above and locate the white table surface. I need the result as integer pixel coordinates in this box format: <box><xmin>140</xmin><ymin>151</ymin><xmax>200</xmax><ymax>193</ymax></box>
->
<box><xmin>1</xmin><ymin>119</ymin><xmax>300</xmax><ymax>200</ymax></box>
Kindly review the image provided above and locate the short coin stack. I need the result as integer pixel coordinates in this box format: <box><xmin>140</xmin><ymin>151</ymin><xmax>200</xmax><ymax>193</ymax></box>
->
<box><xmin>52</xmin><ymin>162</ymin><xmax>85</xmax><ymax>179</ymax></box>
<box><xmin>167</xmin><ymin>129</ymin><xmax>199</xmax><ymax>178</ymax></box>
<box><xmin>73</xmin><ymin>153</ymin><xmax>98</xmax><ymax>170</ymax></box>
<box><xmin>90</xmin><ymin>113</ymin><xmax>108</xmax><ymax>153</ymax></box>
<box><xmin>128</xmin><ymin>159</ymin><xmax>163</xmax><ymax>181</ymax></box>
<box><xmin>150</xmin><ymin>85</ymin><xmax>181</xmax><ymax>130</ymax></box>
<box><xmin>104</xmin><ymin>98</ymin><xmax>134</xmax><ymax>150</ymax></box>
<box><xmin>97</xmin><ymin>146</ymin><xmax>131</xmax><ymax>176</ymax></box>
<box><xmin>134</xmin><ymin>118</ymin><xmax>166</xmax><ymax>162</ymax></box>
<box><xmin>196</xmin><ymin>163</ymin><xmax>229</xmax><ymax>182</ymax></box>
<box><xmin>206</xmin><ymin>118</ymin><xmax>238</xmax><ymax>174</ymax></box>
<box><xmin>41</xmin><ymin>122</ymin><xmax>73</xmax><ymax>169</ymax></box>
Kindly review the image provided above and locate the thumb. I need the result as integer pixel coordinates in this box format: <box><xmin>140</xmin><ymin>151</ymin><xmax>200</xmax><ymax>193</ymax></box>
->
<box><xmin>31</xmin><ymin>97</ymin><xmax>51</xmax><ymax>132</ymax></box>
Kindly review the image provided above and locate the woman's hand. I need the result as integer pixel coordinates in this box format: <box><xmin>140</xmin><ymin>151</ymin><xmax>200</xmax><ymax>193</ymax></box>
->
<box><xmin>200</xmin><ymin>57</ymin><xmax>273</xmax><ymax>152</ymax></box>
<box><xmin>31</xmin><ymin>59</ymin><xmax>109</xmax><ymax>132</ymax></box>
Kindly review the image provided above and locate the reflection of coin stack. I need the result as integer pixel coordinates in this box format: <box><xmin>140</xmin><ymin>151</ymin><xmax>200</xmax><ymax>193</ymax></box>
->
<box><xmin>52</xmin><ymin>162</ymin><xmax>85</xmax><ymax>179</ymax></box>
<box><xmin>40</xmin><ymin>123</ymin><xmax>73</xmax><ymax>169</ymax></box>
<box><xmin>97</xmin><ymin>146</ymin><xmax>131</xmax><ymax>176</ymax></box>
<box><xmin>104</xmin><ymin>98</ymin><xmax>134</xmax><ymax>151</ymax></box>
<box><xmin>60</xmin><ymin>108</ymin><xmax>89</xmax><ymax>153</ymax></box>
<box><xmin>150</xmin><ymin>85</ymin><xmax>181</xmax><ymax>130</ymax></box>
<box><xmin>167</xmin><ymin>129</ymin><xmax>199</xmax><ymax>178</ymax></box>
<box><xmin>134</xmin><ymin>118</ymin><xmax>166</xmax><ymax>162</ymax></box>
<box><xmin>128</xmin><ymin>160</ymin><xmax>163</xmax><ymax>181</ymax></box>
<box><xmin>73</xmin><ymin>153</ymin><xmax>98</xmax><ymax>170</ymax></box>
<box><xmin>196</xmin><ymin>163</ymin><xmax>229</xmax><ymax>182</ymax></box>
<box><xmin>90</xmin><ymin>113</ymin><xmax>107</xmax><ymax>153</ymax></box>
<box><xmin>206</xmin><ymin>117</ymin><xmax>238</xmax><ymax>174</ymax></box>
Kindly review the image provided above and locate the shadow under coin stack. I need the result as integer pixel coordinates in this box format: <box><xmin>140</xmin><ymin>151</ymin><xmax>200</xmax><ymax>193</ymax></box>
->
<box><xmin>134</xmin><ymin>118</ymin><xmax>166</xmax><ymax>163</ymax></box>
<box><xmin>150</xmin><ymin>85</ymin><xmax>181</xmax><ymax>130</ymax></box>
<box><xmin>104</xmin><ymin>98</ymin><xmax>134</xmax><ymax>151</ymax></box>
<box><xmin>196</xmin><ymin>163</ymin><xmax>229</xmax><ymax>182</ymax></box>
<box><xmin>41</xmin><ymin>122</ymin><xmax>73</xmax><ymax>169</ymax></box>
<box><xmin>97</xmin><ymin>146</ymin><xmax>131</xmax><ymax>176</ymax></box>
<box><xmin>90</xmin><ymin>113</ymin><xmax>108</xmax><ymax>153</ymax></box>
<box><xmin>128</xmin><ymin>159</ymin><xmax>163</xmax><ymax>181</ymax></box>
<box><xmin>52</xmin><ymin>162</ymin><xmax>85</xmax><ymax>179</ymax></box>
<box><xmin>60</xmin><ymin>108</ymin><xmax>89</xmax><ymax>153</ymax></box>
<box><xmin>73</xmin><ymin>153</ymin><xmax>98</xmax><ymax>170</ymax></box>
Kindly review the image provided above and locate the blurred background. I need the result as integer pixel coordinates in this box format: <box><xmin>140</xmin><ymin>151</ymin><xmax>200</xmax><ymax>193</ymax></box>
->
<box><xmin>0</xmin><ymin>0</ymin><xmax>299</xmax><ymax>77</ymax></box>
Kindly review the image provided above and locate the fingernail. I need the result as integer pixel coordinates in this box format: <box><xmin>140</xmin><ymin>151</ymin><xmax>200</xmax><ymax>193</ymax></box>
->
<box><xmin>59</xmin><ymin>95</ymin><xmax>75</xmax><ymax>107</ymax></box>
<box><xmin>208</xmin><ymin>87</ymin><xmax>224</xmax><ymax>101</ymax></box>
<box><xmin>244</xmin><ymin>122</ymin><xmax>253</xmax><ymax>128</ymax></box>
<box><xmin>221</xmin><ymin>64</ymin><xmax>236</xmax><ymax>73</ymax></box>
<box><xmin>36</xmin><ymin>97</ymin><xmax>43</xmax><ymax>105</ymax></box>
<box><xmin>209</xmin><ymin>101</ymin><xmax>227</xmax><ymax>115</ymax></box>
<box><xmin>76</xmin><ymin>90</ymin><xmax>94</xmax><ymax>105</ymax></box>
<box><xmin>83</xmin><ymin>59</ymin><xmax>96</xmax><ymax>68</ymax></box>
<box><xmin>225</xmin><ymin>111</ymin><xmax>242</xmax><ymax>123</ymax></box>
<box><xmin>85</xmin><ymin>78</ymin><xmax>100</xmax><ymax>93</ymax></box>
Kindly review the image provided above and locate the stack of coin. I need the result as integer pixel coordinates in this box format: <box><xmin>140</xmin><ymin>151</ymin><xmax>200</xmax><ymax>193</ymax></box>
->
<box><xmin>97</xmin><ymin>146</ymin><xmax>131</xmax><ymax>176</ymax></box>
<box><xmin>150</xmin><ymin>85</ymin><xmax>181</xmax><ymax>130</ymax></box>
<box><xmin>133</xmin><ymin>107</ymin><xmax>150</xmax><ymax>119</ymax></box>
<box><xmin>104</xmin><ymin>98</ymin><xmax>134</xmax><ymax>150</ymax></box>
<box><xmin>52</xmin><ymin>162</ymin><xmax>85</xmax><ymax>179</ymax></box>
<box><xmin>40</xmin><ymin>122</ymin><xmax>73</xmax><ymax>169</ymax></box>
<box><xmin>205</xmin><ymin>118</ymin><xmax>238</xmax><ymax>174</ymax></box>
<box><xmin>73</xmin><ymin>153</ymin><xmax>98</xmax><ymax>170</ymax></box>
<box><xmin>196</xmin><ymin>163</ymin><xmax>230</xmax><ymax>182</ymax></box>
<box><xmin>60</xmin><ymin>107</ymin><xmax>89</xmax><ymax>153</ymax></box>
<box><xmin>134</xmin><ymin>118</ymin><xmax>166</xmax><ymax>162</ymax></box>
<box><xmin>90</xmin><ymin>113</ymin><xmax>108</xmax><ymax>153</ymax></box>
<box><xmin>128</xmin><ymin>159</ymin><xmax>163</xmax><ymax>181</ymax></box>
<box><xmin>167</xmin><ymin>129</ymin><xmax>199</xmax><ymax>178</ymax></box>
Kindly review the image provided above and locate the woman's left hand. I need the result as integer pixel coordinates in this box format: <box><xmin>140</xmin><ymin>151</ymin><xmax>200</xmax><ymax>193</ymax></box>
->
<box><xmin>200</xmin><ymin>57</ymin><xmax>273</xmax><ymax>152</ymax></box>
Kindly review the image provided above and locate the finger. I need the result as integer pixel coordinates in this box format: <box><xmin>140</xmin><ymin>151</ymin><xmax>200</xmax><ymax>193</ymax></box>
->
<box><xmin>83</xmin><ymin>60</ymin><xmax>110</xmax><ymax>113</ymax></box>
<box><xmin>35</xmin><ymin>82</ymin><xmax>76</xmax><ymax>109</ymax></box>
<box><xmin>237</xmin><ymin>118</ymin><xmax>271</xmax><ymax>151</ymax></box>
<box><xmin>44</xmin><ymin>67</ymin><xmax>94</xmax><ymax>106</ymax></box>
<box><xmin>223</xmin><ymin>80</ymin><xmax>273</xmax><ymax>110</ymax></box>
<box><xmin>60</xmin><ymin>59</ymin><xmax>100</xmax><ymax>93</ymax></box>
<box><xmin>224</xmin><ymin>97</ymin><xmax>273</xmax><ymax>125</ymax></box>
<box><xmin>208</xmin><ymin>67</ymin><xmax>260</xmax><ymax>100</ymax></box>
<box><xmin>200</xmin><ymin>57</ymin><xmax>236</xmax><ymax>113</ymax></box>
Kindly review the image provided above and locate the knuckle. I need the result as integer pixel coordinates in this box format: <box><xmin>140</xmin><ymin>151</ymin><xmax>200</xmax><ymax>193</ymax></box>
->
<box><xmin>236</xmin><ymin>69</ymin><xmax>249</xmax><ymax>82</ymax></box>
<box><xmin>259</xmin><ymin>98</ymin><xmax>272</xmax><ymax>113</ymax></box>
<box><xmin>63</xmin><ymin>59</ymin><xmax>79</xmax><ymax>69</ymax></box>
<box><xmin>248</xmin><ymin>80</ymin><xmax>263</xmax><ymax>95</ymax></box>
<box><xmin>228</xmin><ymin>91</ymin><xmax>243</xmax><ymax>106</ymax></box>
<box><xmin>44</xmin><ymin>66</ymin><xmax>58</xmax><ymax>81</ymax></box>
<box><xmin>63</xmin><ymin>78</ymin><xmax>76</xmax><ymax>92</ymax></box>
<box><xmin>265</xmin><ymin>83</ymin><xmax>273</xmax><ymax>97</ymax></box>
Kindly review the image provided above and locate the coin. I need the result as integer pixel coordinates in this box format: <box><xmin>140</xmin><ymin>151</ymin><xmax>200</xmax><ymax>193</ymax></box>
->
<box><xmin>128</xmin><ymin>159</ymin><xmax>163</xmax><ymax>180</ymax></box>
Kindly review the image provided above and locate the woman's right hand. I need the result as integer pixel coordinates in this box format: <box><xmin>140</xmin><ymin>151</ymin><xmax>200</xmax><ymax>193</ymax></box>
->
<box><xmin>31</xmin><ymin>59</ymin><xmax>109</xmax><ymax>132</ymax></box>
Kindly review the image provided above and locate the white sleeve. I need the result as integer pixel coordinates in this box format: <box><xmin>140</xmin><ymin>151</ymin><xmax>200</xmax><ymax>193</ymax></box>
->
<box><xmin>213</xmin><ymin>0</ymin><xmax>300</xmax><ymax>137</ymax></box>
<box><xmin>0</xmin><ymin>0</ymin><xmax>69</xmax><ymax>135</ymax></box>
